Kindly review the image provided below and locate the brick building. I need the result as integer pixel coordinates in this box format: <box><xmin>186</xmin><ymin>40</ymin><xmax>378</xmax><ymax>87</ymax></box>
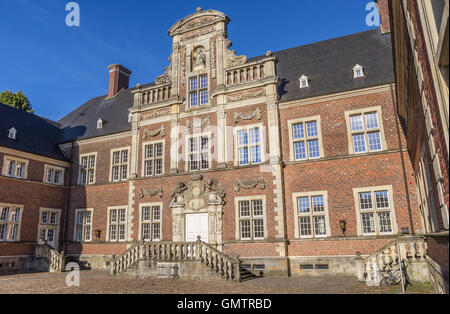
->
<box><xmin>0</xmin><ymin>8</ymin><xmax>431</xmax><ymax>279</ymax></box>
<box><xmin>388</xmin><ymin>0</ymin><xmax>449</xmax><ymax>293</ymax></box>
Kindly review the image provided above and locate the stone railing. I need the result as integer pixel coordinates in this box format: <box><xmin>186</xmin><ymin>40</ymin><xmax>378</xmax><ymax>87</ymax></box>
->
<box><xmin>356</xmin><ymin>236</ymin><xmax>427</xmax><ymax>286</ymax></box>
<box><xmin>110</xmin><ymin>237</ymin><xmax>241</xmax><ymax>281</ymax></box>
<box><xmin>35</xmin><ymin>243</ymin><xmax>65</xmax><ymax>273</ymax></box>
<box><xmin>226</xmin><ymin>63</ymin><xmax>265</xmax><ymax>86</ymax></box>
<box><xmin>136</xmin><ymin>84</ymin><xmax>171</xmax><ymax>105</ymax></box>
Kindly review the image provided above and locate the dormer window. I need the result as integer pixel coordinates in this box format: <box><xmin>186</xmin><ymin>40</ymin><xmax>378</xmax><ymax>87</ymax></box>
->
<box><xmin>97</xmin><ymin>119</ymin><xmax>104</xmax><ymax>129</ymax></box>
<box><xmin>299</xmin><ymin>75</ymin><xmax>309</xmax><ymax>88</ymax></box>
<box><xmin>353</xmin><ymin>64</ymin><xmax>365</xmax><ymax>78</ymax></box>
<box><xmin>7</xmin><ymin>127</ymin><xmax>17</xmax><ymax>139</ymax></box>
<box><xmin>128</xmin><ymin>113</ymin><xmax>133</xmax><ymax>123</ymax></box>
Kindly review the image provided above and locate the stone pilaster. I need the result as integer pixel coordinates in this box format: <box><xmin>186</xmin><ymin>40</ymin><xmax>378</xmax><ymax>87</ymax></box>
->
<box><xmin>216</xmin><ymin>105</ymin><xmax>227</xmax><ymax>168</ymax></box>
<box><xmin>170</xmin><ymin>117</ymin><xmax>179</xmax><ymax>173</ymax></box>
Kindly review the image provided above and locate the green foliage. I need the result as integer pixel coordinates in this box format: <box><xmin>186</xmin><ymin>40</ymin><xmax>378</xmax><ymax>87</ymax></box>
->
<box><xmin>0</xmin><ymin>90</ymin><xmax>34</xmax><ymax>113</ymax></box>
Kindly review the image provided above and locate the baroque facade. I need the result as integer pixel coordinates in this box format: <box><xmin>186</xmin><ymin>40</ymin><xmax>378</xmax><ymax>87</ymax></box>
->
<box><xmin>0</xmin><ymin>8</ymin><xmax>433</xmax><ymax>279</ymax></box>
<box><xmin>388</xmin><ymin>0</ymin><xmax>449</xmax><ymax>293</ymax></box>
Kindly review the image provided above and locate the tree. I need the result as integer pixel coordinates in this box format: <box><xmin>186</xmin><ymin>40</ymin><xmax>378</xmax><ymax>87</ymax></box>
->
<box><xmin>0</xmin><ymin>90</ymin><xmax>34</xmax><ymax>113</ymax></box>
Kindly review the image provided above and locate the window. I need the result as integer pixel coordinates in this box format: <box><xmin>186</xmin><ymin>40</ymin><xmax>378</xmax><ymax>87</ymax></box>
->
<box><xmin>108</xmin><ymin>207</ymin><xmax>127</xmax><ymax>242</ymax></box>
<box><xmin>235</xmin><ymin>197</ymin><xmax>266</xmax><ymax>240</ymax></box>
<box><xmin>354</xmin><ymin>186</ymin><xmax>397</xmax><ymax>236</ymax></box>
<box><xmin>111</xmin><ymin>148</ymin><xmax>129</xmax><ymax>182</ymax></box>
<box><xmin>0</xmin><ymin>204</ymin><xmax>22</xmax><ymax>242</ymax></box>
<box><xmin>74</xmin><ymin>209</ymin><xmax>93</xmax><ymax>242</ymax></box>
<box><xmin>235</xmin><ymin>126</ymin><xmax>262</xmax><ymax>166</ymax></box>
<box><xmin>97</xmin><ymin>119</ymin><xmax>103</xmax><ymax>129</ymax></box>
<box><xmin>289</xmin><ymin>117</ymin><xmax>322</xmax><ymax>161</ymax></box>
<box><xmin>7</xmin><ymin>127</ymin><xmax>16</xmax><ymax>139</ymax></box>
<box><xmin>128</xmin><ymin>113</ymin><xmax>133</xmax><ymax>123</ymax></box>
<box><xmin>299</xmin><ymin>75</ymin><xmax>309</xmax><ymax>88</ymax></box>
<box><xmin>38</xmin><ymin>208</ymin><xmax>60</xmax><ymax>247</ymax></box>
<box><xmin>346</xmin><ymin>107</ymin><xmax>385</xmax><ymax>154</ymax></box>
<box><xmin>79</xmin><ymin>154</ymin><xmax>96</xmax><ymax>185</ymax></box>
<box><xmin>2</xmin><ymin>156</ymin><xmax>28</xmax><ymax>179</ymax></box>
<box><xmin>293</xmin><ymin>192</ymin><xmax>330</xmax><ymax>239</ymax></box>
<box><xmin>353</xmin><ymin>64</ymin><xmax>365</xmax><ymax>78</ymax></box>
<box><xmin>187</xmin><ymin>135</ymin><xmax>210</xmax><ymax>171</ymax></box>
<box><xmin>189</xmin><ymin>74</ymin><xmax>208</xmax><ymax>108</ymax></box>
<box><xmin>143</xmin><ymin>141</ymin><xmax>164</xmax><ymax>177</ymax></box>
<box><xmin>43</xmin><ymin>165</ymin><xmax>64</xmax><ymax>185</ymax></box>
<box><xmin>140</xmin><ymin>204</ymin><xmax>161</xmax><ymax>241</ymax></box>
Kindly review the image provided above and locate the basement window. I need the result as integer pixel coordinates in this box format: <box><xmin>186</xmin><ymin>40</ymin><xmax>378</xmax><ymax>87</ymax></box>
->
<box><xmin>253</xmin><ymin>264</ymin><xmax>265</xmax><ymax>270</ymax></box>
<box><xmin>241</xmin><ymin>264</ymin><xmax>251</xmax><ymax>269</ymax></box>
<box><xmin>316</xmin><ymin>264</ymin><xmax>329</xmax><ymax>270</ymax></box>
<box><xmin>300</xmin><ymin>264</ymin><xmax>314</xmax><ymax>270</ymax></box>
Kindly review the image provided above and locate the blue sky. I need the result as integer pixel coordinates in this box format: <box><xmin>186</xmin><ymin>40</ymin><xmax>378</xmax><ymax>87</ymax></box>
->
<box><xmin>0</xmin><ymin>0</ymin><xmax>378</xmax><ymax>121</ymax></box>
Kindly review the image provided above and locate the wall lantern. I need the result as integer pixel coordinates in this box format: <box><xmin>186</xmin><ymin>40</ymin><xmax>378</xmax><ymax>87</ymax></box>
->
<box><xmin>94</xmin><ymin>229</ymin><xmax>101</xmax><ymax>241</ymax></box>
<box><xmin>339</xmin><ymin>220</ymin><xmax>347</xmax><ymax>237</ymax></box>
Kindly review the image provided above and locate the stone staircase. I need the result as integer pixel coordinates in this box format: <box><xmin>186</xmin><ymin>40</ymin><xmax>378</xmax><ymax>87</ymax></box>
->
<box><xmin>34</xmin><ymin>243</ymin><xmax>66</xmax><ymax>273</ymax></box>
<box><xmin>110</xmin><ymin>237</ymin><xmax>245</xmax><ymax>281</ymax></box>
<box><xmin>355</xmin><ymin>236</ymin><xmax>428</xmax><ymax>286</ymax></box>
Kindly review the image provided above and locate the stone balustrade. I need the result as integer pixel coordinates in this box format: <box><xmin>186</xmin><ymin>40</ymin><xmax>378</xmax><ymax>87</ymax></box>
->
<box><xmin>137</xmin><ymin>84</ymin><xmax>171</xmax><ymax>105</ymax></box>
<box><xmin>35</xmin><ymin>243</ymin><xmax>65</xmax><ymax>273</ymax></box>
<box><xmin>110</xmin><ymin>237</ymin><xmax>241</xmax><ymax>281</ymax></box>
<box><xmin>226</xmin><ymin>63</ymin><xmax>265</xmax><ymax>86</ymax></box>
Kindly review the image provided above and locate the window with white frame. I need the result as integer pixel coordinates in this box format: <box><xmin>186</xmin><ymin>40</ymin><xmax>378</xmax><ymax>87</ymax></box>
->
<box><xmin>354</xmin><ymin>187</ymin><xmax>395</xmax><ymax>236</ymax></box>
<box><xmin>299</xmin><ymin>75</ymin><xmax>309</xmax><ymax>88</ymax></box>
<box><xmin>353</xmin><ymin>64</ymin><xmax>365</xmax><ymax>78</ymax></box>
<box><xmin>290</xmin><ymin>118</ymin><xmax>321</xmax><ymax>161</ymax></box>
<box><xmin>236</xmin><ymin>126</ymin><xmax>262</xmax><ymax>166</ymax></box>
<box><xmin>189</xmin><ymin>74</ymin><xmax>208</xmax><ymax>108</ymax></box>
<box><xmin>44</xmin><ymin>165</ymin><xmax>64</xmax><ymax>185</ymax></box>
<box><xmin>2</xmin><ymin>156</ymin><xmax>28</xmax><ymax>179</ymax></box>
<box><xmin>143</xmin><ymin>142</ymin><xmax>164</xmax><ymax>177</ymax></box>
<box><xmin>0</xmin><ymin>205</ymin><xmax>22</xmax><ymax>242</ymax></box>
<box><xmin>349</xmin><ymin>111</ymin><xmax>383</xmax><ymax>154</ymax></box>
<box><xmin>237</xmin><ymin>199</ymin><xmax>265</xmax><ymax>240</ymax></box>
<box><xmin>74</xmin><ymin>209</ymin><xmax>92</xmax><ymax>242</ymax></box>
<box><xmin>188</xmin><ymin>135</ymin><xmax>210</xmax><ymax>171</ymax></box>
<box><xmin>97</xmin><ymin>119</ymin><xmax>103</xmax><ymax>129</ymax></box>
<box><xmin>108</xmin><ymin>208</ymin><xmax>127</xmax><ymax>242</ymax></box>
<box><xmin>38</xmin><ymin>208</ymin><xmax>60</xmax><ymax>247</ymax></box>
<box><xmin>294</xmin><ymin>193</ymin><xmax>329</xmax><ymax>238</ymax></box>
<box><xmin>111</xmin><ymin>148</ymin><xmax>129</xmax><ymax>182</ymax></box>
<box><xmin>79</xmin><ymin>154</ymin><xmax>96</xmax><ymax>185</ymax></box>
<box><xmin>8</xmin><ymin>127</ymin><xmax>17</xmax><ymax>139</ymax></box>
<box><xmin>141</xmin><ymin>205</ymin><xmax>161</xmax><ymax>241</ymax></box>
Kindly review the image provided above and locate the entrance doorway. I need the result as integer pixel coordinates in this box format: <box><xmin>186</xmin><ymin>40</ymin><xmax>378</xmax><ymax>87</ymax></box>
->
<box><xmin>185</xmin><ymin>213</ymin><xmax>209</xmax><ymax>243</ymax></box>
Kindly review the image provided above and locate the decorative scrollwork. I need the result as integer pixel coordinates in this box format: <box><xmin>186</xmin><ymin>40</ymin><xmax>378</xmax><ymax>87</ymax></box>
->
<box><xmin>234</xmin><ymin>177</ymin><xmax>266</xmax><ymax>192</ymax></box>
<box><xmin>142</xmin><ymin>125</ymin><xmax>165</xmax><ymax>139</ymax></box>
<box><xmin>138</xmin><ymin>187</ymin><xmax>163</xmax><ymax>199</ymax></box>
<box><xmin>234</xmin><ymin>107</ymin><xmax>262</xmax><ymax>123</ymax></box>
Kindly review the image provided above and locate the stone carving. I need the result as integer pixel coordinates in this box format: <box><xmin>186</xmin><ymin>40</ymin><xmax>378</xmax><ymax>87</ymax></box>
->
<box><xmin>186</xmin><ymin>117</ymin><xmax>211</xmax><ymax>129</ymax></box>
<box><xmin>234</xmin><ymin>107</ymin><xmax>262</xmax><ymax>123</ymax></box>
<box><xmin>210</xmin><ymin>41</ymin><xmax>216</xmax><ymax>79</ymax></box>
<box><xmin>140</xmin><ymin>110</ymin><xmax>170</xmax><ymax>121</ymax></box>
<box><xmin>142</xmin><ymin>125</ymin><xmax>165</xmax><ymax>139</ymax></box>
<box><xmin>227</xmin><ymin>89</ymin><xmax>266</xmax><ymax>103</ymax></box>
<box><xmin>180</xmin><ymin>48</ymin><xmax>186</xmax><ymax>86</ymax></box>
<box><xmin>181</xmin><ymin>17</ymin><xmax>215</xmax><ymax>32</ymax></box>
<box><xmin>181</xmin><ymin>27</ymin><xmax>214</xmax><ymax>41</ymax></box>
<box><xmin>226</xmin><ymin>50</ymin><xmax>247</xmax><ymax>68</ymax></box>
<box><xmin>138</xmin><ymin>187</ymin><xmax>163</xmax><ymax>199</ymax></box>
<box><xmin>192</xmin><ymin>47</ymin><xmax>206</xmax><ymax>68</ymax></box>
<box><xmin>170</xmin><ymin>174</ymin><xmax>225</xmax><ymax>210</ymax></box>
<box><xmin>156</xmin><ymin>64</ymin><xmax>172</xmax><ymax>85</ymax></box>
<box><xmin>234</xmin><ymin>177</ymin><xmax>266</xmax><ymax>192</ymax></box>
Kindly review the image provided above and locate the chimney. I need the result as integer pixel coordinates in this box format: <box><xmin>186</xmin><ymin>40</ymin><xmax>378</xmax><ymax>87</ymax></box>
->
<box><xmin>376</xmin><ymin>0</ymin><xmax>391</xmax><ymax>33</ymax></box>
<box><xmin>108</xmin><ymin>64</ymin><xmax>132</xmax><ymax>98</ymax></box>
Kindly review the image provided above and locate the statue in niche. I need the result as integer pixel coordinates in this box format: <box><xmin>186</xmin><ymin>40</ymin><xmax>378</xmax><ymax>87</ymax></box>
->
<box><xmin>192</xmin><ymin>47</ymin><xmax>206</xmax><ymax>69</ymax></box>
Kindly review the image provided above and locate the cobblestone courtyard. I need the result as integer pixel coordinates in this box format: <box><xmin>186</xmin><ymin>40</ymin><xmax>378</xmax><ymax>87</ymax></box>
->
<box><xmin>0</xmin><ymin>271</ymin><xmax>435</xmax><ymax>294</ymax></box>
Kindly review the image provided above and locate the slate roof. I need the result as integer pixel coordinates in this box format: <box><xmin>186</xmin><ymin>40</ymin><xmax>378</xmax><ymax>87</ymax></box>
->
<box><xmin>55</xmin><ymin>29</ymin><xmax>393</xmax><ymax>144</ymax></box>
<box><xmin>0</xmin><ymin>103</ymin><xmax>67</xmax><ymax>161</ymax></box>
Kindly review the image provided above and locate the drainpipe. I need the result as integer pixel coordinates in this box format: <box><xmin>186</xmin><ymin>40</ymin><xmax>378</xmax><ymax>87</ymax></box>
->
<box><xmin>62</xmin><ymin>141</ymin><xmax>74</xmax><ymax>252</ymax></box>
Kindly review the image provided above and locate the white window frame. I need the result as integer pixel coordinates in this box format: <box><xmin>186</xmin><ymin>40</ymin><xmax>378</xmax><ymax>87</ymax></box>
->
<box><xmin>138</xmin><ymin>203</ymin><xmax>162</xmax><ymax>242</ymax></box>
<box><xmin>188</xmin><ymin>74</ymin><xmax>209</xmax><ymax>108</ymax></box>
<box><xmin>353</xmin><ymin>185</ymin><xmax>398</xmax><ymax>236</ymax></box>
<box><xmin>110</xmin><ymin>147</ymin><xmax>130</xmax><ymax>182</ymax></box>
<box><xmin>234</xmin><ymin>195</ymin><xmax>267</xmax><ymax>241</ymax></box>
<box><xmin>78</xmin><ymin>153</ymin><xmax>97</xmax><ymax>185</ymax></box>
<box><xmin>37</xmin><ymin>208</ymin><xmax>61</xmax><ymax>248</ymax></box>
<box><xmin>0</xmin><ymin>203</ymin><xmax>23</xmax><ymax>242</ymax></box>
<box><xmin>43</xmin><ymin>164</ymin><xmax>65</xmax><ymax>186</ymax></box>
<box><xmin>353</xmin><ymin>64</ymin><xmax>365</xmax><ymax>78</ymax></box>
<box><xmin>345</xmin><ymin>106</ymin><xmax>387</xmax><ymax>155</ymax></box>
<box><xmin>299</xmin><ymin>75</ymin><xmax>309</xmax><ymax>88</ymax></box>
<box><xmin>73</xmin><ymin>208</ymin><xmax>93</xmax><ymax>242</ymax></box>
<box><xmin>233</xmin><ymin>123</ymin><xmax>266</xmax><ymax>167</ymax></box>
<box><xmin>1</xmin><ymin>155</ymin><xmax>29</xmax><ymax>179</ymax></box>
<box><xmin>141</xmin><ymin>140</ymin><xmax>165</xmax><ymax>177</ymax></box>
<box><xmin>292</xmin><ymin>191</ymin><xmax>330</xmax><ymax>239</ymax></box>
<box><xmin>7</xmin><ymin>127</ymin><xmax>17</xmax><ymax>139</ymax></box>
<box><xmin>106</xmin><ymin>206</ymin><xmax>128</xmax><ymax>242</ymax></box>
<box><xmin>287</xmin><ymin>116</ymin><xmax>324</xmax><ymax>162</ymax></box>
<box><xmin>185</xmin><ymin>133</ymin><xmax>212</xmax><ymax>172</ymax></box>
<box><xmin>97</xmin><ymin>119</ymin><xmax>103</xmax><ymax>129</ymax></box>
